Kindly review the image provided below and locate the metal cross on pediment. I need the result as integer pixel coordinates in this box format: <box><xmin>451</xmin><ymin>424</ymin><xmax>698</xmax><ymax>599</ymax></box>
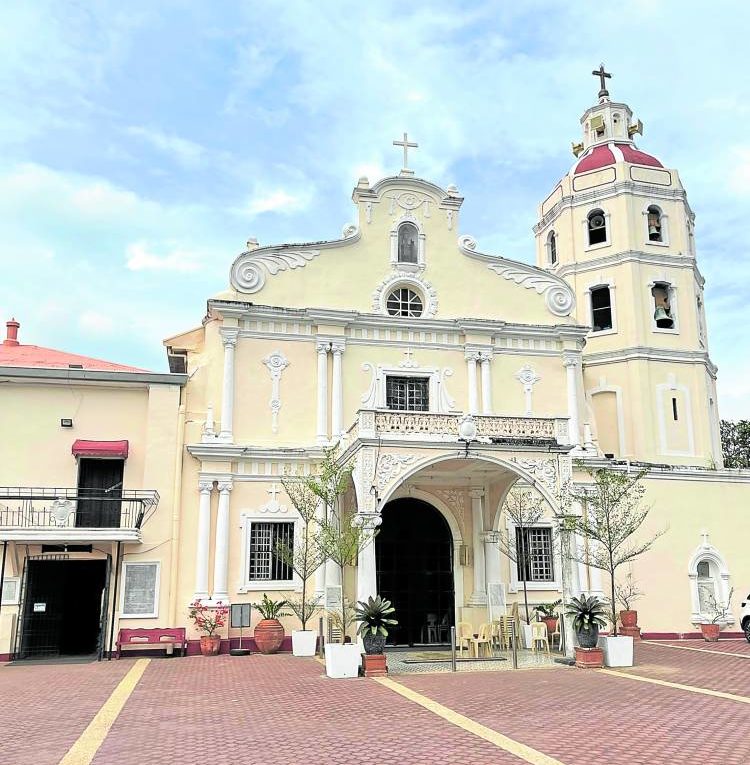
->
<box><xmin>393</xmin><ymin>132</ymin><xmax>418</xmax><ymax>173</ymax></box>
<box><xmin>592</xmin><ymin>63</ymin><xmax>612</xmax><ymax>98</ymax></box>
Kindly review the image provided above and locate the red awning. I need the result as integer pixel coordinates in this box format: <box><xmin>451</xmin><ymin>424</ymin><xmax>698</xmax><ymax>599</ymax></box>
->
<box><xmin>72</xmin><ymin>439</ymin><xmax>129</xmax><ymax>459</ymax></box>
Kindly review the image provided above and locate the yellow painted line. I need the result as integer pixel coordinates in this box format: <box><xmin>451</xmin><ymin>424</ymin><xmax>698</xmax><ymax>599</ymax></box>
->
<box><xmin>374</xmin><ymin>676</ymin><xmax>565</xmax><ymax>765</ymax></box>
<box><xmin>642</xmin><ymin>640</ymin><xmax>750</xmax><ymax>659</ymax></box>
<box><xmin>600</xmin><ymin>668</ymin><xmax>750</xmax><ymax>704</ymax></box>
<box><xmin>59</xmin><ymin>659</ymin><xmax>150</xmax><ymax>765</ymax></box>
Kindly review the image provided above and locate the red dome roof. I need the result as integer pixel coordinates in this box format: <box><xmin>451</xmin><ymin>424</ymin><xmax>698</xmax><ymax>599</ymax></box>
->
<box><xmin>572</xmin><ymin>143</ymin><xmax>663</xmax><ymax>175</ymax></box>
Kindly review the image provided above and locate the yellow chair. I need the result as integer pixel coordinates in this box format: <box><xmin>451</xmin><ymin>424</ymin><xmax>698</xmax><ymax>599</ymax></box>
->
<box><xmin>495</xmin><ymin>615</ymin><xmax>514</xmax><ymax>651</ymax></box>
<box><xmin>550</xmin><ymin>618</ymin><xmax>562</xmax><ymax>651</ymax></box>
<box><xmin>530</xmin><ymin>621</ymin><xmax>550</xmax><ymax>653</ymax></box>
<box><xmin>470</xmin><ymin>623</ymin><xmax>493</xmax><ymax>658</ymax></box>
<box><xmin>456</xmin><ymin>621</ymin><xmax>473</xmax><ymax>656</ymax></box>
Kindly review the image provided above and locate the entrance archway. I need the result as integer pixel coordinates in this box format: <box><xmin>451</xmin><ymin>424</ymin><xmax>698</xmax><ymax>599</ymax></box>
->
<box><xmin>375</xmin><ymin>498</ymin><xmax>454</xmax><ymax>646</ymax></box>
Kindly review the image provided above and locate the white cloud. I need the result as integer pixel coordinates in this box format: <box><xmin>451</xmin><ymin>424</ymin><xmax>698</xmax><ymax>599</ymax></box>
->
<box><xmin>78</xmin><ymin>310</ymin><xmax>115</xmax><ymax>335</ymax></box>
<box><xmin>126</xmin><ymin>126</ymin><xmax>206</xmax><ymax>166</ymax></box>
<box><xmin>244</xmin><ymin>188</ymin><xmax>311</xmax><ymax>217</ymax></box>
<box><xmin>125</xmin><ymin>241</ymin><xmax>203</xmax><ymax>272</ymax></box>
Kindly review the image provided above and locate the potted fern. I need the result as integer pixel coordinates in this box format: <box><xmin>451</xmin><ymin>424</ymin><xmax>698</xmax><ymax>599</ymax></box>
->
<box><xmin>253</xmin><ymin>594</ymin><xmax>289</xmax><ymax>654</ymax></box>
<box><xmin>567</xmin><ymin>594</ymin><xmax>607</xmax><ymax>668</ymax></box>
<box><xmin>354</xmin><ymin>595</ymin><xmax>397</xmax><ymax>677</ymax></box>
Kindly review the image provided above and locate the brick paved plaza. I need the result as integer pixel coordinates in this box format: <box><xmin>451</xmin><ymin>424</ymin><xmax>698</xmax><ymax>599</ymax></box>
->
<box><xmin>2</xmin><ymin>641</ymin><xmax>749</xmax><ymax>765</ymax></box>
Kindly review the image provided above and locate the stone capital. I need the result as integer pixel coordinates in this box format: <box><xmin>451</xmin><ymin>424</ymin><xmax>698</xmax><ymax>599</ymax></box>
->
<box><xmin>562</xmin><ymin>351</ymin><xmax>580</xmax><ymax>368</ymax></box>
<box><xmin>198</xmin><ymin>480</ymin><xmax>213</xmax><ymax>495</ymax></box>
<box><xmin>469</xmin><ymin>487</ymin><xmax>485</xmax><ymax>500</ymax></box>
<box><xmin>315</xmin><ymin>340</ymin><xmax>331</xmax><ymax>354</ymax></box>
<box><xmin>217</xmin><ymin>480</ymin><xmax>233</xmax><ymax>494</ymax></box>
<box><xmin>220</xmin><ymin>329</ymin><xmax>239</xmax><ymax>349</ymax></box>
<box><xmin>330</xmin><ymin>341</ymin><xmax>346</xmax><ymax>355</ymax></box>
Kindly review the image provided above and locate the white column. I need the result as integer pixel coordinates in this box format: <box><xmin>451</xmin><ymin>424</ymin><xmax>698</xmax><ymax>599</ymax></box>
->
<box><xmin>219</xmin><ymin>331</ymin><xmax>238</xmax><ymax>441</ymax></box>
<box><xmin>468</xmin><ymin>488</ymin><xmax>487</xmax><ymax>605</ymax></box>
<box><xmin>211</xmin><ymin>480</ymin><xmax>233</xmax><ymax>602</ymax></box>
<box><xmin>316</xmin><ymin>341</ymin><xmax>329</xmax><ymax>444</ymax></box>
<box><xmin>563</xmin><ymin>352</ymin><xmax>581</xmax><ymax>448</ymax></box>
<box><xmin>465</xmin><ymin>352</ymin><xmax>479</xmax><ymax>415</ymax></box>
<box><xmin>480</xmin><ymin>355</ymin><xmax>493</xmax><ymax>415</ymax></box>
<box><xmin>194</xmin><ymin>481</ymin><xmax>213</xmax><ymax>600</ymax></box>
<box><xmin>331</xmin><ymin>342</ymin><xmax>345</xmax><ymax>438</ymax></box>
<box><xmin>355</xmin><ymin>514</ymin><xmax>382</xmax><ymax>605</ymax></box>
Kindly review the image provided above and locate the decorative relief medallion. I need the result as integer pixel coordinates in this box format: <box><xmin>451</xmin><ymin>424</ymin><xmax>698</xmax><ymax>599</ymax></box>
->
<box><xmin>341</xmin><ymin>224</ymin><xmax>359</xmax><ymax>239</ymax></box>
<box><xmin>514</xmin><ymin>365</ymin><xmax>541</xmax><ymax>416</ymax></box>
<box><xmin>509</xmin><ymin>457</ymin><xmax>558</xmax><ymax>494</ymax></box>
<box><xmin>376</xmin><ymin>453</ymin><xmax>418</xmax><ymax>490</ymax></box>
<box><xmin>259</xmin><ymin>484</ymin><xmax>288</xmax><ymax>514</ymax></box>
<box><xmin>263</xmin><ymin>351</ymin><xmax>289</xmax><ymax>434</ymax></box>
<box><xmin>388</xmin><ymin>192</ymin><xmax>431</xmax><ymax>216</ymax></box>
<box><xmin>230</xmin><ymin>248</ymin><xmax>321</xmax><ymax>293</ymax></box>
<box><xmin>458</xmin><ymin>235</ymin><xmax>575</xmax><ymax>317</ymax></box>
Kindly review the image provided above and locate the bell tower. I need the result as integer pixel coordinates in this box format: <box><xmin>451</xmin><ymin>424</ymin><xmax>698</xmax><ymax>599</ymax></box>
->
<box><xmin>533</xmin><ymin>66</ymin><xmax>722</xmax><ymax>466</ymax></box>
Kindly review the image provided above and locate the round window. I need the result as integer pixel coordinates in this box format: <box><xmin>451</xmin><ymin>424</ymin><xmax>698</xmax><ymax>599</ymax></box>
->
<box><xmin>386</xmin><ymin>288</ymin><xmax>423</xmax><ymax>317</ymax></box>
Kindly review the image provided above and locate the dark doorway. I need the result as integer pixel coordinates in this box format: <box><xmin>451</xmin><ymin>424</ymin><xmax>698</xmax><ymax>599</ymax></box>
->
<box><xmin>18</xmin><ymin>559</ymin><xmax>108</xmax><ymax>659</ymax></box>
<box><xmin>376</xmin><ymin>498</ymin><xmax>454</xmax><ymax>646</ymax></box>
<box><xmin>77</xmin><ymin>458</ymin><xmax>124</xmax><ymax>527</ymax></box>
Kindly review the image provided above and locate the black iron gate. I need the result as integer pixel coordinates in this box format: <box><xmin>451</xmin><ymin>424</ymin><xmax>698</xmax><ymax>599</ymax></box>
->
<box><xmin>96</xmin><ymin>554</ymin><xmax>112</xmax><ymax>661</ymax></box>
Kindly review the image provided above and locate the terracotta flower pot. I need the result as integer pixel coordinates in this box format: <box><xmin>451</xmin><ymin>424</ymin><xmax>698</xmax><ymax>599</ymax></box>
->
<box><xmin>362</xmin><ymin>653</ymin><xmax>387</xmax><ymax>677</ymax></box>
<box><xmin>254</xmin><ymin>618</ymin><xmax>285</xmax><ymax>654</ymax></box>
<box><xmin>575</xmin><ymin>646</ymin><xmax>604</xmax><ymax>668</ymax></box>
<box><xmin>700</xmin><ymin>623</ymin><xmax>720</xmax><ymax>642</ymax></box>
<box><xmin>200</xmin><ymin>635</ymin><xmax>221</xmax><ymax>656</ymax></box>
<box><xmin>542</xmin><ymin>617</ymin><xmax>558</xmax><ymax>636</ymax></box>
<box><xmin>619</xmin><ymin>610</ymin><xmax>638</xmax><ymax>628</ymax></box>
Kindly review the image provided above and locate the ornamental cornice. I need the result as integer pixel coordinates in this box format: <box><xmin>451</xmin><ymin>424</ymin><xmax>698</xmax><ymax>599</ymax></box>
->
<box><xmin>555</xmin><ymin>250</ymin><xmax>699</xmax><ymax>280</ymax></box>
<box><xmin>534</xmin><ymin>181</ymin><xmax>691</xmax><ymax>232</ymax></box>
<box><xmin>458</xmin><ymin>235</ymin><xmax>575</xmax><ymax>318</ymax></box>
<box><xmin>583</xmin><ymin>346</ymin><xmax>717</xmax><ymax>377</ymax></box>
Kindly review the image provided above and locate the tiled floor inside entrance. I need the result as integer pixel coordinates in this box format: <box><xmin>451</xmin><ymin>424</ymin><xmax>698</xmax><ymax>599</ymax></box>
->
<box><xmin>387</xmin><ymin>646</ymin><xmax>560</xmax><ymax>673</ymax></box>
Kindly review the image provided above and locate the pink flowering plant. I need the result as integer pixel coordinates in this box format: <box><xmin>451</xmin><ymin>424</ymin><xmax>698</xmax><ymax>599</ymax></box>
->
<box><xmin>188</xmin><ymin>599</ymin><xmax>229</xmax><ymax>637</ymax></box>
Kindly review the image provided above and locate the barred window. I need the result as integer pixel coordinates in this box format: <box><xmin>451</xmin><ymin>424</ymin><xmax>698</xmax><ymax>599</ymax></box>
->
<box><xmin>386</xmin><ymin>376</ymin><xmax>429</xmax><ymax>411</ymax></box>
<box><xmin>386</xmin><ymin>288</ymin><xmax>423</xmax><ymax>317</ymax></box>
<box><xmin>248</xmin><ymin>521</ymin><xmax>294</xmax><ymax>581</ymax></box>
<box><xmin>515</xmin><ymin>527</ymin><xmax>554</xmax><ymax>582</ymax></box>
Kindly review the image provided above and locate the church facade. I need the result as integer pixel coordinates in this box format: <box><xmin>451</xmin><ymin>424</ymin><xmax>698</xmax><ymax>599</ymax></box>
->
<box><xmin>1</xmin><ymin>74</ymin><xmax>748</xmax><ymax>660</ymax></box>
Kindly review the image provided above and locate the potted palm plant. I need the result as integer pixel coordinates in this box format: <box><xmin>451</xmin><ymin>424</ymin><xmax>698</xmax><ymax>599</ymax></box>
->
<box><xmin>253</xmin><ymin>594</ymin><xmax>290</xmax><ymax>654</ymax></box>
<box><xmin>534</xmin><ymin>600</ymin><xmax>562</xmax><ymax>638</ymax></box>
<box><xmin>567</xmin><ymin>594</ymin><xmax>607</xmax><ymax>668</ymax></box>
<box><xmin>188</xmin><ymin>599</ymin><xmax>229</xmax><ymax>656</ymax></box>
<box><xmin>354</xmin><ymin>595</ymin><xmax>397</xmax><ymax>677</ymax></box>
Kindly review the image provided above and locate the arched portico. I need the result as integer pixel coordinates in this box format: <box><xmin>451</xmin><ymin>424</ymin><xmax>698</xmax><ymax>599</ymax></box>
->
<box><xmin>354</xmin><ymin>446</ymin><xmax>570</xmax><ymax>627</ymax></box>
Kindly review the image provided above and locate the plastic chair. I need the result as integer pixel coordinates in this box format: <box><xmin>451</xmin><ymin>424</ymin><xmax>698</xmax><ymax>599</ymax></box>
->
<box><xmin>530</xmin><ymin>621</ymin><xmax>550</xmax><ymax>653</ymax></box>
<box><xmin>422</xmin><ymin>613</ymin><xmax>438</xmax><ymax>644</ymax></box>
<box><xmin>456</xmin><ymin>621</ymin><xmax>473</xmax><ymax>655</ymax></box>
<box><xmin>470</xmin><ymin>623</ymin><xmax>493</xmax><ymax>658</ymax></box>
<box><xmin>550</xmin><ymin>618</ymin><xmax>562</xmax><ymax>650</ymax></box>
<box><xmin>495</xmin><ymin>615</ymin><xmax>513</xmax><ymax>651</ymax></box>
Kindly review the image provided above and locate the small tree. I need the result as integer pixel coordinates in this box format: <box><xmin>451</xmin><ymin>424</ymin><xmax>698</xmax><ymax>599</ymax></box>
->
<box><xmin>561</xmin><ymin>467</ymin><xmax>666</xmax><ymax>635</ymax></box>
<box><xmin>276</xmin><ymin>475</ymin><xmax>327</xmax><ymax>631</ymax></box>
<box><xmin>304</xmin><ymin>447</ymin><xmax>375</xmax><ymax>642</ymax></box>
<box><xmin>496</xmin><ymin>486</ymin><xmax>548</xmax><ymax>625</ymax></box>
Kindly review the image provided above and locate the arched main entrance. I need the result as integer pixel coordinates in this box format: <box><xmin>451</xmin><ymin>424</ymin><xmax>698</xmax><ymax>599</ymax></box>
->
<box><xmin>375</xmin><ymin>498</ymin><xmax>455</xmax><ymax>646</ymax></box>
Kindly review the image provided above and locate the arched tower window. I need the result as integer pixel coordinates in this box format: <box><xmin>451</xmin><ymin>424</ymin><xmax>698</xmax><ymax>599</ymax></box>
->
<box><xmin>547</xmin><ymin>231</ymin><xmax>558</xmax><ymax>266</ymax></box>
<box><xmin>647</xmin><ymin>206</ymin><xmax>663</xmax><ymax>242</ymax></box>
<box><xmin>587</xmin><ymin>209</ymin><xmax>607</xmax><ymax>246</ymax></box>
<box><xmin>652</xmin><ymin>282</ymin><xmax>675</xmax><ymax>329</ymax></box>
<box><xmin>397</xmin><ymin>222</ymin><xmax>419</xmax><ymax>264</ymax></box>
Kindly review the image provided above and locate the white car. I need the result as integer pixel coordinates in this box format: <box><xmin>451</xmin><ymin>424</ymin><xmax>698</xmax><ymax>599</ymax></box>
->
<box><xmin>741</xmin><ymin>594</ymin><xmax>750</xmax><ymax>642</ymax></box>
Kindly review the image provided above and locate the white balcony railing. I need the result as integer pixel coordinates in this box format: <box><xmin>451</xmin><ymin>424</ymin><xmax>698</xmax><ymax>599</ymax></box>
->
<box><xmin>345</xmin><ymin>410</ymin><xmax>569</xmax><ymax>445</ymax></box>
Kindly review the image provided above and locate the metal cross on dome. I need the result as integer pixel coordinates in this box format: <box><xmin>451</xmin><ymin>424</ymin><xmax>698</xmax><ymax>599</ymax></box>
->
<box><xmin>393</xmin><ymin>132</ymin><xmax>418</xmax><ymax>173</ymax></box>
<box><xmin>592</xmin><ymin>63</ymin><xmax>612</xmax><ymax>98</ymax></box>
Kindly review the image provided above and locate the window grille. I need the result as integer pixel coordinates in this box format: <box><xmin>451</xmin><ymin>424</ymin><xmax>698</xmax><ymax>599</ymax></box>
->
<box><xmin>248</xmin><ymin>521</ymin><xmax>294</xmax><ymax>581</ymax></box>
<box><xmin>515</xmin><ymin>527</ymin><xmax>554</xmax><ymax>582</ymax></box>
<box><xmin>386</xmin><ymin>288</ymin><xmax>423</xmax><ymax>317</ymax></box>
<box><xmin>386</xmin><ymin>376</ymin><xmax>429</xmax><ymax>411</ymax></box>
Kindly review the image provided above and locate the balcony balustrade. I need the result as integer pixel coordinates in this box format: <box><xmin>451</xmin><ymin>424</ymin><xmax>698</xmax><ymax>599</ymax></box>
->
<box><xmin>0</xmin><ymin>487</ymin><xmax>159</xmax><ymax>542</ymax></box>
<box><xmin>345</xmin><ymin>409</ymin><xmax>569</xmax><ymax>446</ymax></box>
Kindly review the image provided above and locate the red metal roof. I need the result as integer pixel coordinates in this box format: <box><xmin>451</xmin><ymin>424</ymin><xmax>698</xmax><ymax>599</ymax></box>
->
<box><xmin>72</xmin><ymin>440</ymin><xmax>129</xmax><ymax>458</ymax></box>
<box><xmin>0</xmin><ymin>343</ymin><xmax>145</xmax><ymax>371</ymax></box>
<box><xmin>573</xmin><ymin>143</ymin><xmax>663</xmax><ymax>175</ymax></box>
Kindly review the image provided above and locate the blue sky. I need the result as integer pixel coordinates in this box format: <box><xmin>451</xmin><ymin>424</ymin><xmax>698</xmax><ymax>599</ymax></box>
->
<box><xmin>1</xmin><ymin>2</ymin><xmax>749</xmax><ymax>418</ymax></box>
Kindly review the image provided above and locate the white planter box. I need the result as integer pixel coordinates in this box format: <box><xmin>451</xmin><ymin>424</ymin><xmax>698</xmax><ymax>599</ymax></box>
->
<box><xmin>598</xmin><ymin>635</ymin><xmax>634</xmax><ymax>667</ymax></box>
<box><xmin>522</xmin><ymin>624</ymin><xmax>534</xmax><ymax>649</ymax></box>
<box><xmin>292</xmin><ymin>630</ymin><xmax>318</xmax><ymax>657</ymax></box>
<box><xmin>325</xmin><ymin>643</ymin><xmax>361</xmax><ymax>678</ymax></box>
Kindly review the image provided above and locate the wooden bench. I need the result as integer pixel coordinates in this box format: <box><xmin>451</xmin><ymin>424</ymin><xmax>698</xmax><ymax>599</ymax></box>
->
<box><xmin>115</xmin><ymin>627</ymin><xmax>188</xmax><ymax>659</ymax></box>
